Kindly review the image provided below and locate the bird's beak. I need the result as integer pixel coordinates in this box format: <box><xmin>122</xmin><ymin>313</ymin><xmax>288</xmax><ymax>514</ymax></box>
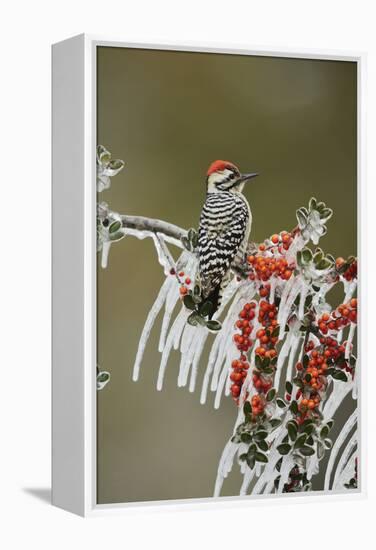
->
<box><xmin>240</xmin><ymin>172</ymin><xmax>259</xmax><ymax>183</ymax></box>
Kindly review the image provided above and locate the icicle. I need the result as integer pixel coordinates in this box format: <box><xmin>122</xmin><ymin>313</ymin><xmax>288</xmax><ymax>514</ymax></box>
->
<box><xmin>156</xmin><ymin>308</ymin><xmax>189</xmax><ymax>390</ymax></box>
<box><xmin>213</xmin><ymin>441</ymin><xmax>239</xmax><ymax>497</ymax></box>
<box><xmin>298</xmin><ymin>281</ymin><xmax>308</xmax><ymax>320</ymax></box>
<box><xmin>333</xmin><ymin>450</ymin><xmax>357</xmax><ymax>490</ymax></box>
<box><xmin>172</xmin><ymin>309</ymin><xmax>188</xmax><ymax>350</ymax></box>
<box><xmin>332</xmin><ymin>432</ymin><xmax>358</xmax><ymax>489</ymax></box>
<box><xmin>285</xmin><ymin>332</ymin><xmax>301</xmax><ymax>387</ymax></box>
<box><xmin>189</xmin><ymin>328</ymin><xmax>208</xmax><ymax>392</ymax></box>
<box><xmin>101</xmin><ymin>241</ymin><xmax>112</xmax><ymax>268</ymax></box>
<box><xmin>343</xmin><ymin>279</ymin><xmax>357</xmax><ymax>303</ymax></box>
<box><xmin>210</xmin><ymin>284</ymin><xmax>252</xmax><ymax>392</ymax></box>
<box><xmin>200</xmin><ymin>282</ymin><xmax>241</xmax><ymax>404</ymax></box>
<box><xmin>269</xmin><ymin>276</ymin><xmax>277</xmax><ymax>304</ymax></box>
<box><xmin>322</xmin><ymin>379</ymin><xmax>353</xmax><ymax>420</ymax></box>
<box><xmin>124</xmin><ymin>227</ymin><xmax>183</xmax><ymax>250</ymax></box>
<box><xmin>132</xmin><ymin>277</ymin><xmax>173</xmax><ymax>381</ymax></box>
<box><xmin>324</xmin><ymin>409</ymin><xmax>357</xmax><ymax>490</ymax></box>
<box><xmin>158</xmin><ymin>284</ymin><xmax>180</xmax><ymax>352</ymax></box>
<box><xmin>152</xmin><ymin>233</ymin><xmax>174</xmax><ymax>275</ymax></box>
<box><xmin>177</xmin><ymin>324</ymin><xmax>196</xmax><ymax>387</ymax></box>
<box><xmin>240</xmin><ymin>468</ymin><xmax>256</xmax><ymax>495</ymax></box>
<box><xmin>352</xmin><ymin>360</ymin><xmax>358</xmax><ymax>399</ymax></box>
<box><xmin>345</xmin><ymin>323</ymin><xmax>356</xmax><ymax>359</ymax></box>
<box><xmin>278</xmin><ymin>273</ymin><xmax>296</xmax><ymax>319</ymax></box>
<box><xmin>277</xmin><ymin>455</ymin><xmax>295</xmax><ymax>494</ymax></box>
<box><xmin>278</xmin><ymin>277</ymin><xmax>302</xmax><ymax>341</ymax></box>
<box><xmin>273</xmin><ymin>331</ymin><xmax>293</xmax><ymax>393</ymax></box>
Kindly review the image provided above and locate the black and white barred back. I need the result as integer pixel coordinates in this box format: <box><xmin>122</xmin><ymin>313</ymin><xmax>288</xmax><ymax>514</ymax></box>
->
<box><xmin>198</xmin><ymin>191</ymin><xmax>251</xmax><ymax>317</ymax></box>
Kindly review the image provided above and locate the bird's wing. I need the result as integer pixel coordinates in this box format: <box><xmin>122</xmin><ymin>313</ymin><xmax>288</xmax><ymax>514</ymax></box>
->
<box><xmin>198</xmin><ymin>193</ymin><xmax>249</xmax><ymax>298</ymax></box>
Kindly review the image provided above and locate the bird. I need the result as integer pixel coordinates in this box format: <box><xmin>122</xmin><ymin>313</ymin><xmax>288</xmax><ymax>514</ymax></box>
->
<box><xmin>198</xmin><ymin>160</ymin><xmax>258</xmax><ymax>319</ymax></box>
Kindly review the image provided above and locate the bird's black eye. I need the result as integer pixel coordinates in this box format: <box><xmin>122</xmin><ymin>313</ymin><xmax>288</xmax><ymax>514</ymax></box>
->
<box><xmin>230</xmin><ymin>172</ymin><xmax>235</xmax><ymax>179</ymax></box>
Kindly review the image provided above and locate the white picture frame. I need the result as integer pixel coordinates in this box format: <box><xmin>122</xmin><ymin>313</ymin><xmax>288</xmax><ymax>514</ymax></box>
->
<box><xmin>52</xmin><ymin>34</ymin><xmax>366</xmax><ymax>517</ymax></box>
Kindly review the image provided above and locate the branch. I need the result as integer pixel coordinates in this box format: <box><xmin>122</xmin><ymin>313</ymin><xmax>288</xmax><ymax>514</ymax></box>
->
<box><xmin>121</xmin><ymin>214</ymin><xmax>187</xmax><ymax>241</ymax></box>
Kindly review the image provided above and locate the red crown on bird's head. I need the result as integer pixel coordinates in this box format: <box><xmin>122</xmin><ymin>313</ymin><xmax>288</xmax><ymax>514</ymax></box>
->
<box><xmin>207</xmin><ymin>160</ymin><xmax>239</xmax><ymax>176</ymax></box>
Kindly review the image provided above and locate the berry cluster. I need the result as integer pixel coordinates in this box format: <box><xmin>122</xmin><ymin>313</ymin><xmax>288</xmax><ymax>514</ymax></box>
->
<box><xmin>170</xmin><ymin>269</ymin><xmax>192</xmax><ymax>296</ymax></box>
<box><xmin>230</xmin><ymin>357</ymin><xmax>250</xmax><ymax>399</ymax></box>
<box><xmin>247</xmin><ymin>233</ymin><xmax>295</xmax><ymax>283</ymax></box>
<box><xmin>335</xmin><ymin>257</ymin><xmax>358</xmax><ymax>281</ymax></box>
<box><xmin>242</xmin><ymin>300</ymin><xmax>280</xmax><ymax>414</ymax></box>
<box><xmin>256</xmin><ymin>300</ymin><xmax>279</xmax><ymax>357</ymax></box>
<box><xmin>291</xmin><ymin>299</ymin><xmax>358</xmax><ymax>423</ymax></box>
<box><xmin>317</xmin><ymin>298</ymin><xmax>357</xmax><ymax>334</ymax></box>
<box><xmin>230</xmin><ymin>302</ymin><xmax>256</xmax><ymax>399</ymax></box>
<box><xmin>250</xmin><ymin>394</ymin><xmax>265</xmax><ymax>416</ymax></box>
<box><xmin>233</xmin><ymin>302</ymin><xmax>256</xmax><ymax>352</ymax></box>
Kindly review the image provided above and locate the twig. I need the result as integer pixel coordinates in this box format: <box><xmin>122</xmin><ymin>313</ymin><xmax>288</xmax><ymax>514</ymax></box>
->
<box><xmin>121</xmin><ymin>214</ymin><xmax>187</xmax><ymax>241</ymax></box>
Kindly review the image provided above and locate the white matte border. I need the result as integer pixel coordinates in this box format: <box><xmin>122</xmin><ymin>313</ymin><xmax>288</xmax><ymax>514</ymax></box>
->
<box><xmin>77</xmin><ymin>35</ymin><xmax>366</xmax><ymax>516</ymax></box>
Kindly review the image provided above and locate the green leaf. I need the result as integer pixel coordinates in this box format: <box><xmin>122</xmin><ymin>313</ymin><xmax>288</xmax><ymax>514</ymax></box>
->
<box><xmin>296</xmin><ymin>208</ymin><xmax>308</xmax><ymax>229</ymax></box>
<box><xmin>317</xmin><ymin>258</ymin><xmax>333</xmax><ymax>270</ymax></box>
<box><xmin>255</xmin><ymin>452</ymin><xmax>268</xmax><ymax>463</ymax></box>
<box><xmin>188</xmin><ymin>228</ymin><xmax>196</xmax><ymax>242</ymax></box>
<box><xmin>305</xmin><ymin>373</ymin><xmax>312</xmax><ymax>383</ymax></box>
<box><xmin>316</xmin><ymin>201</ymin><xmax>326</xmax><ymax>213</ymax></box>
<box><xmin>243</xmin><ymin>401</ymin><xmax>252</xmax><ymax>415</ymax></box>
<box><xmin>331</xmin><ymin>369</ymin><xmax>348</xmax><ymax>382</ymax></box>
<box><xmin>263</xmin><ymin>367</ymin><xmax>274</xmax><ymax>375</ymax></box>
<box><xmin>199</xmin><ymin>300</ymin><xmax>213</xmax><ymax>317</ymax></box>
<box><xmin>97</xmin><ymin>145</ymin><xmax>111</xmax><ymax>164</ymax></box>
<box><xmin>181</xmin><ymin>236</ymin><xmax>191</xmax><ymax>250</ymax></box>
<box><xmin>266</xmin><ymin>388</ymin><xmax>276</xmax><ymax>402</ymax></box>
<box><xmin>294</xmin><ymin>433</ymin><xmax>308</xmax><ymax>449</ymax></box>
<box><xmin>276</xmin><ymin>398</ymin><xmax>286</xmax><ymax>409</ymax></box>
<box><xmin>320</xmin><ymin>425</ymin><xmax>330</xmax><ymax>439</ymax></box>
<box><xmin>206</xmin><ymin>319</ymin><xmax>222</xmax><ymax>331</ymax></box>
<box><xmin>108</xmin><ymin>159</ymin><xmax>124</xmax><ymax>171</ymax></box>
<box><xmin>303</xmin><ymin>354</ymin><xmax>309</xmax><ymax>368</ymax></box>
<box><xmin>109</xmin><ymin>231</ymin><xmax>124</xmax><ymax>241</ymax></box>
<box><xmin>246</xmin><ymin>455</ymin><xmax>256</xmax><ymax>469</ymax></box>
<box><xmin>254</xmin><ymin>431</ymin><xmax>268</xmax><ymax>441</ymax></box>
<box><xmin>289</xmin><ymin>400</ymin><xmax>298</xmax><ymax>415</ymax></box>
<box><xmin>277</xmin><ymin>443</ymin><xmax>291</xmax><ymax>455</ymax></box>
<box><xmin>109</xmin><ymin>220</ymin><xmax>121</xmax><ymax>234</ymax></box>
<box><xmin>287</xmin><ymin>421</ymin><xmax>298</xmax><ymax>441</ymax></box>
<box><xmin>301</xmin><ymin>418</ymin><xmax>314</xmax><ymax>428</ymax></box>
<box><xmin>285</xmin><ymin>381</ymin><xmax>293</xmax><ymax>395</ymax></box>
<box><xmin>313</xmin><ymin>248</ymin><xmax>324</xmax><ymax>264</ymax></box>
<box><xmin>241</xmin><ymin>433</ymin><xmax>252</xmax><ymax>444</ymax></box>
<box><xmin>257</xmin><ymin>439</ymin><xmax>268</xmax><ymax>452</ymax></box>
<box><xmin>300</xmin><ymin>445</ymin><xmax>315</xmax><ymax>456</ymax></box>
<box><xmin>97</xmin><ymin>371</ymin><xmax>110</xmax><ymax>383</ymax></box>
<box><xmin>309</xmin><ymin>197</ymin><xmax>317</xmax><ymax>211</ymax></box>
<box><xmin>262</xmin><ymin>356</ymin><xmax>271</xmax><ymax>369</ymax></box>
<box><xmin>302</xmin><ymin>423</ymin><xmax>315</xmax><ymax>436</ymax></box>
<box><xmin>255</xmin><ymin>355</ymin><xmax>263</xmax><ymax>369</ymax></box>
<box><xmin>183</xmin><ymin>294</ymin><xmax>196</xmax><ymax>311</ymax></box>
<box><xmin>296</xmin><ymin>251</ymin><xmax>302</xmax><ymax>267</ymax></box>
<box><xmin>324</xmin><ymin>438</ymin><xmax>333</xmax><ymax>450</ymax></box>
<box><xmin>320</xmin><ymin>207</ymin><xmax>333</xmax><ymax>220</ymax></box>
<box><xmin>326</xmin><ymin>420</ymin><xmax>334</xmax><ymax>430</ymax></box>
<box><xmin>272</xmin><ymin>326</ymin><xmax>280</xmax><ymax>338</ymax></box>
<box><xmin>187</xmin><ymin>312</ymin><xmax>199</xmax><ymax>326</ymax></box>
<box><xmin>194</xmin><ymin>284</ymin><xmax>201</xmax><ymax>296</ymax></box>
<box><xmin>302</xmin><ymin>248</ymin><xmax>313</xmax><ymax>264</ymax></box>
<box><xmin>293</xmin><ymin>377</ymin><xmax>304</xmax><ymax>388</ymax></box>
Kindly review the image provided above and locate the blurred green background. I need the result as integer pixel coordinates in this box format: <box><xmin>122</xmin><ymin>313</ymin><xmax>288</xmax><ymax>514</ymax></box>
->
<box><xmin>97</xmin><ymin>46</ymin><xmax>357</xmax><ymax>504</ymax></box>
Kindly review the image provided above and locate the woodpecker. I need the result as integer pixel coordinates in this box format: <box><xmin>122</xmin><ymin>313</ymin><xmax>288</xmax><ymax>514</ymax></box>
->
<box><xmin>198</xmin><ymin>160</ymin><xmax>258</xmax><ymax>318</ymax></box>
